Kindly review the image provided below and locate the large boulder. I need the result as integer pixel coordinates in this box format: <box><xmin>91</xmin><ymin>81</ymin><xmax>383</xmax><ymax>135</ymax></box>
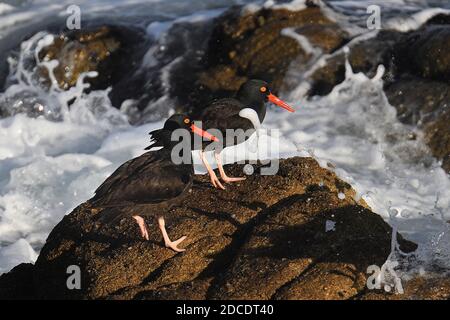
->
<box><xmin>0</xmin><ymin>157</ymin><xmax>420</xmax><ymax>300</ymax></box>
<box><xmin>36</xmin><ymin>25</ymin><xmax>149</xmax><ymax>108</ymax></box>
<box><xmin>394</xmin><ymin>26</ymin><xmax>450</xmax><ymax>82</ymax></box>
<box><xmin>308</xmin><ymin>30</ymin><xmax>402</xmax><ymax>96</ymax></box>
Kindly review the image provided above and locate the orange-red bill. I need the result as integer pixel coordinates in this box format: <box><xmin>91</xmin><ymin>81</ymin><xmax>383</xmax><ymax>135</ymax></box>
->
<box><xmin>191</xmin><ymin>124</ymin><xmax>219</xmax><ymax>142</ymax></box>
<box><xmin>268</xmin><ymin>93</ymin><xmax>295</xmax><ymax>112</ymax></box>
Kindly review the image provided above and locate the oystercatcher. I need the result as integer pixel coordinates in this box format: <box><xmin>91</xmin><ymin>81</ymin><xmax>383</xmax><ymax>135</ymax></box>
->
<box><xmin>199</xmin><ymin>79</ymin><xmax>295</xmax><ymax>189</ymax></box>
<box><xmin>92</xmin><ymin>114</ymin><xmax>218</xmax><ymax>252</ymax></box>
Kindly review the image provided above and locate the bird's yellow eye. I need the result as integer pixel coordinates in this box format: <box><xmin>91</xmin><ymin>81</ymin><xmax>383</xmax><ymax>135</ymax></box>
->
<box><xmin>260</xmin><ymin>86</ymin><xmax>267</xmax><ymax>93</ymax></box>
<box><xmin>184</xmin><ymin>118</ymin><xmax>190</xmax><ymax>124</ymax></box>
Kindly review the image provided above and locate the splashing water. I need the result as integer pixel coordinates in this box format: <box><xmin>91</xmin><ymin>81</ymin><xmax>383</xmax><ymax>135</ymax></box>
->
<box><xmin>0</xmin><ymin>30</ymin><xmax>148</xmax><ymax>273</ymax></box>
<box><xmin>0</xmin><ymin>0</ymin><xmax>450</xmax><ymax>278</ymax></box>
<box><xmin>263</xmin><ymin>55</ymin><xmax>450</xmax><ymax>274</ymax></box>
<box><xmin>1</xmin><ymin>32</ymin><xmax>128</xmax><ymax>125</ymax></box>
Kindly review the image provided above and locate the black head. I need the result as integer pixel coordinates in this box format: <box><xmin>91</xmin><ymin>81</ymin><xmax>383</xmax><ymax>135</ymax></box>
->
<box><xmin>236</xmin><ymin>79</ymin><xmax>295</xmax><ymax>113</ymax></box>
<box><xmin>236</xmin><ymin>79</ymin><xmax>270</xmax><ymax>107</ymax></box>
<box><xmin>162</xmin><ymin>114</ymin><xmax>193</xmax><ymax>131</ymax></box>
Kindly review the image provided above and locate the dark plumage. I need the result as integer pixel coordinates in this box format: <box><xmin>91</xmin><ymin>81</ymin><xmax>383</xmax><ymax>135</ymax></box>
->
<box><xmin>201</xmin><ymin>80</ymin><xmax>269</xmax><ymax>148</ymax></box>
<box><xmin>91</xmin><ymin>114</ymin><xmax>218</xmax><ymax>252</ymax></box>
<box><xmin>197</xmin><ymin>79</ymin><xmax>295</xmax><ymax>188</ymax></box>
<box><xmin>92</xmin><ymin>149</ymin><xmax>193</xmax><ymax>210</ymax></box>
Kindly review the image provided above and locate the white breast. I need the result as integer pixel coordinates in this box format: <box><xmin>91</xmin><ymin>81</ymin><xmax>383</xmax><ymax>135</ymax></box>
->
<box><xmin>239</xmin><ymin>108</ymin><xmax>261</xmax><ymax>129</ymax></box>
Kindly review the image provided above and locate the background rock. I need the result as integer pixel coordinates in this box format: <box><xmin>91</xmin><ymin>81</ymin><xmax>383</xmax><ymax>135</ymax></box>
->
<box><xmin>306</xmin><ymin>18</ymin><xmax>450</xmax><ymax>173</ymax></box>
<box><xmin>35</xmin><ymin>25</ymin><xmax>149</xmax><ymax>109</ymax></box>
<box><xmin>166</xmin><ymin>3</ymin><xmax>349</xmax><ymax>116</ymax></box>
<box><xmin>394</xmin><ymin>26</ymin><xmax>450</xmax><ymax>82</ymax></box>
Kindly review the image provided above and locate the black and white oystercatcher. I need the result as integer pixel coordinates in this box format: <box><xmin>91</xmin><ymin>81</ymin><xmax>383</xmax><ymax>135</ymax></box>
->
<box><xmin>92</xmin><ymin>114</ymin><xmax>218</xmax><ymax>252</ymax></box>
<box><xmin>199</xmin><ymin>79</ymin><xmax>295</xmax><ymax>189</ymax></box>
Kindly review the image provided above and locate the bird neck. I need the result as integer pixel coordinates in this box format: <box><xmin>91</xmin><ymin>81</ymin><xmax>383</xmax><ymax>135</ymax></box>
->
<box><xmin>163</xmin><ymin>133</ymin><xmax>194</xmax><ymax>165</ymax></box>
<box><xmin>236</xmin><ymin>94</ymin><xmax>266</xmax><ymax>123</ymax></box>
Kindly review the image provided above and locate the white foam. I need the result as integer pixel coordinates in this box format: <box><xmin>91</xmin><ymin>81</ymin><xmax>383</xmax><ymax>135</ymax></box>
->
<box><xmin>0</xmin><ymin>3</ymin><xmax>14</xmax><ymax>15</ymax></box>
<box><xmin>0</xmin><ymin>239</ymin><xmax>38</xmax><ymax>274</ymax></box>
<box><xmin>386</xmin><ymin>8</ymin><xmax>450</xmax><ymax>32</ymax></box>
<box><xmin>263</xmin><ymin>61</ymin><xmax>450</xmax><ymax>271</ymax></box>
<box><xmin>243</xmin><ymin>0</ymin><xmax>310</xmax><ymax>15</ymax></box>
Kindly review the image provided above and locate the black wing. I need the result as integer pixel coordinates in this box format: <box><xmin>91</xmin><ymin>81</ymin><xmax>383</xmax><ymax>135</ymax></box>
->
<box><xmin>201</xmin><ymin>98</ymin><xmax>255</xmax><ymax>146</ymax></box>
<box><xmin>109</xmin><ymin>162</ymin><xmax>191</xmax><ymax>204</ymax></box>
<box><xmin>92</xmin><ymin>150</ymin><xmax>192</xmax><ymax>206</ymax></box>
<box><xmin>93</xmin><ymin>151</ymin><xmax>160</xmax><ymax>199</ymax></box>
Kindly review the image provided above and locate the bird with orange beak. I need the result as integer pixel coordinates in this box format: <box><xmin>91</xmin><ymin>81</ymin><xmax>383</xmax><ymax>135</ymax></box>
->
<box><xmin>199</xmin><ymin>79</ymin><xmax>295</xmax><ymax>189</ymax></box>
<box><xmin>92</xmin><ymin>114</ymin><xmax>219</xmax><ymax>252</ymax></box>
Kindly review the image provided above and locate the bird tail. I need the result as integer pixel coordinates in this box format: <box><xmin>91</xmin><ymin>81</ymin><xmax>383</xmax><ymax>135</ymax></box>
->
<box><xmin>145</xmin><ymin>128</ymin><xmax>166</xmax><ymax>150</ymax></box>
<box><xmin>92</xmin><ymin>207</ymin><xmax>128</xmax><ymax>225</ymax></box>
<box><xmin>90</xmin><ymin>201</ymin><xmax>134</xmax><ymax>225</ymax></box>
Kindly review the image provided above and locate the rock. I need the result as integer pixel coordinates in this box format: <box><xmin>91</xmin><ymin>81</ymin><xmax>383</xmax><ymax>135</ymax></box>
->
<box><xmin>37</xmin><ymin>25</ymin><xmax>149</xmax><ymax>108</ymax></box>
<box><xmin>0</xmin><ymin>157</ymin><xmax>418</xmax><ymax>299</ymax></box>
<box><xmin>426</xmin><ymin>13</ymin><xmax>450</xmax><ymax>25</ymax></box>
<box><xmin>384</xmin><ymin>77</ymin><xmax>450</xmax><ymax>172</ymax></box>
<box><xmin>423</xmin><ymin>109</ymin><xmax>450</xmax><ymax>172</ymax></box>
<box><xmin>305</xmin><ymin>21</ymin><xmax>450</xmax><ymax>172</ymax></box>
<box><xmin>166</xmin><ymin>4</ymin><xmax>348</xmax><ymax>116</ymax></box>
<box><xmin>307</xmin><ymin>23</ymin><xmax>450</xmax><ymax>96</ymax></box>
<box><xmin>0</xmin><ymin>263</ymin><xmax>35</xmax><ymax>300</ymax></box>
<box><xmin>394</xmin><ymin>26</ymin><xmax>450</xmax><ymax>82</ymax></box>
<box><xmin>308</xmin><ymin>30</ymin><xmax>401</xmax><ymax>96</ymax></box>
<box><xmin>358</xmin><ymin>276</ymin><xmax>450</xmax><ymax>300</ymax></box>
<box><xmin>384</xmin><ymin>78</ymin><xmax>450</xmax><ymax>125</ymax></box>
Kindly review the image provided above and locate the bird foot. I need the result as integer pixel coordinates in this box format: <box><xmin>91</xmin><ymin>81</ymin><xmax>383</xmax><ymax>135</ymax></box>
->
<box><xmin>164</xmin><ymin>235</ymin><xmax>187</xmax><ymax>252</ymax></box>
<box><xmin>210</xmin><ymin>175</ymin><xmax>226</xmax><ymax>190</ymax></box>
<box><xmin>158</xmin><ymin>216</ymin><xmax>187</xmax><ymax>252</ymax></box>
<box><xmin>133</xmin><ymin>215</ymin><xmax>149</xmax><ymax>240</ymax></box>
<box><xmin>221</xmin><ymin>176</ymin><xmax>246</xmax><ymax>183</ymax></box>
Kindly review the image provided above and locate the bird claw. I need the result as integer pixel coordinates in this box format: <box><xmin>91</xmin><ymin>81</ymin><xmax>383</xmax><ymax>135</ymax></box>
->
<box><xmin>211</xmin><ymin>176</ymin><xmax>226</xmax><ymax>190</ymax></box>
<box><xmin>165</xmin><ymin>235</ymin><xmax>187</xmax><ymax>252</ymax></box>
<box><xmin>133</xmin><ymin>215</ymin><xmax>149</xmax><ymax>240</ymax></box>
<box><xmin>141</xmin><ymin>228</ymin><xmax>149</xmax><ymax>241</ymax></box>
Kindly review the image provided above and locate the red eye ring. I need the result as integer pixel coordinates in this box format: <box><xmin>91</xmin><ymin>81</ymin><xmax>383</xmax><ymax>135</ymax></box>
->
<box><xmin>260</xmin><ymin>86</ymin><xmax>267</xmax><ymax>93</ymax></box>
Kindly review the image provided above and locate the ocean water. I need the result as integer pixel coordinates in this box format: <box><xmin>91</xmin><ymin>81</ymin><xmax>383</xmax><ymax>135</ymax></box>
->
<box><xmin>0</xmin><ymin>0</ymin><xmax>449</xmax><ymax>278</ymax></box>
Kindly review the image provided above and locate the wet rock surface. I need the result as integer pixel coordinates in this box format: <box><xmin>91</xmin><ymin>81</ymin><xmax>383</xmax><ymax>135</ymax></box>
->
<box><xmin>0</xmin><ymin>157</ymin><xmax>421</xmax><ymax>300</ymax></box>
<box><xmin>34</xmin><ymin>25</ymin><xmax>149</xmax><ymax>109</ymax></box>
<box><xmin>388</xmin><ymin>23</ymin><xmax>450</xmax><ymax>172</ymax></box>
<box><xmin>358</xmin><ymin>276</ymin><xmax>450</xmax><ymax>300</ymax></box>
<box><xmin>394</xmin><ymin>26</ymin><xmax>450</xmax><ymax>82</ymax></box>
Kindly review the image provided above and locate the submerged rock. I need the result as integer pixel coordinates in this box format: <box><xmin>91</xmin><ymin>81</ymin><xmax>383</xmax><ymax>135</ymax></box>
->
<box><xmin>385</xmin><ymin>78</ymin><xmax>450</xmax><ymax>172</ymax></box>
<box><xmin>0</xmin><ymin>157</ymin><xmax>419</xmax><ymax>300</ymax></box>
<box><xmin>308</xmin><ymin>30</ymin><xmax>401</xmax><ymax>96</ymax></box>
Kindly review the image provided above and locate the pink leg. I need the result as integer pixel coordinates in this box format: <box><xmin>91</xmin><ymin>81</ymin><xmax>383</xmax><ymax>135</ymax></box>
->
<box><xmin>214</xmin><ymin>152</ymin><xmax>246</xmax><ymax>183</ymax></box>
<box><xmin>200</xmin><ymin>151</ymin><xmax>225</xmax><ymax>190</ymax></box>
<box><xmin>158</xmin><ymin>216</ymin><xmax>187</xmax><ymax>252</ymax></box>
<box><xmin>132</xmin><ymin>215</ymin><xmax>149</xmax><ymax>240</ymax></box>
